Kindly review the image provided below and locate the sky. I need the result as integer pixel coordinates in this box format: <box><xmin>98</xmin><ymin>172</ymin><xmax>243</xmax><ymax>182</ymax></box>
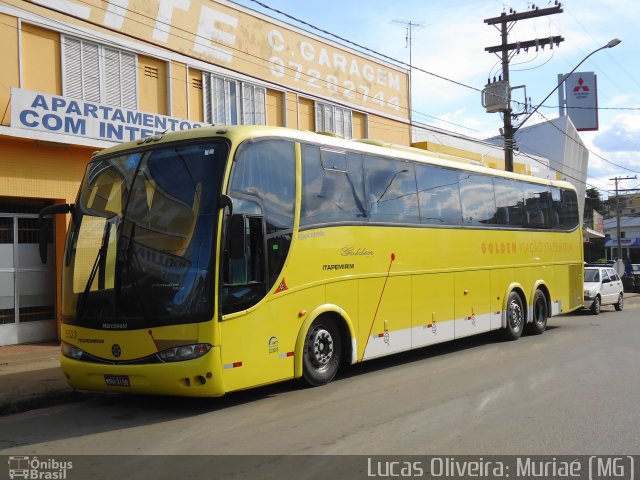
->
<box><xmin>231</xmin><ymin>0</ymin><xmax>640</xmax><ymax>199</ymax></box>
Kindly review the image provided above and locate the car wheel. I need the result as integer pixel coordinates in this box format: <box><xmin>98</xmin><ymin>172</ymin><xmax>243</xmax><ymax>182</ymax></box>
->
<box><xmin>591</xmin><ymin>295</ymin><xmax>601</xmax><ymax>315</ymax></box>
<box><xmin>614</xmin><ymin>293</ymin><xmax>624</xmax><ymax>311</ymax></box>
<box><xmin>302</xmin><ymin>318</ymin><xmax>342</xmax><ymax>387</ymax></box>
<box><xmin>527</xmin><ymin>290</ymin><xmax>548</xmax><ymax>335</ymax></box>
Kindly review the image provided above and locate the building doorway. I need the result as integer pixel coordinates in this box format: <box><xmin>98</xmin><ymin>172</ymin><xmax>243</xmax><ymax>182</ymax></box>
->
<box><xmin>0</xmin><ymin>199</ymin><xmax>56</xmax><ymax>346</ymax></box>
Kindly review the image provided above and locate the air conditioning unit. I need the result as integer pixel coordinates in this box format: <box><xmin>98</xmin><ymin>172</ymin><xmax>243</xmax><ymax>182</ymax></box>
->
<box><xmin>482</xmin><ymin>81</ymin><xmax>510</xmax><ymax>113</ymax></box>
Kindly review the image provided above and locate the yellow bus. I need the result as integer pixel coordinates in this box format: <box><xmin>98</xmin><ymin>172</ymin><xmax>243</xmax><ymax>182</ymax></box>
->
<box><xmin>43</xmin><ymin>125</ymin><xmax>583</xmax><ymax>396</ymax></box>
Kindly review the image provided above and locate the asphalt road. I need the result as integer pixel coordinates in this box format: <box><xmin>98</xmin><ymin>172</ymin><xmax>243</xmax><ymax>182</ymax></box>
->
<box><xmin>1</xmin><ymin>298</ymin><xmax>639</xmax><ymax>458</ymax></box>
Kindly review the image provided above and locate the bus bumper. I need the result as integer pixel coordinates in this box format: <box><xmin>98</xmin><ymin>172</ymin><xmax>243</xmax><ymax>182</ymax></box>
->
<box><xmin>60</xmin><ymin>346</ymin><xmax>225</xmax><ymax>397</ymax></box>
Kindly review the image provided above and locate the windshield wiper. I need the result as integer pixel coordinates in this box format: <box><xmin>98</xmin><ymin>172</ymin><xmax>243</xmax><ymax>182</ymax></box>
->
<box><xmin>77</xmin><ymin>245</ymin><xmax>105</xmax><ymax>323</ymax></box>
<box><xmin>117</xmin><ymin>222</ymin><xmax>152</xmax><ymax>323</ymax></box>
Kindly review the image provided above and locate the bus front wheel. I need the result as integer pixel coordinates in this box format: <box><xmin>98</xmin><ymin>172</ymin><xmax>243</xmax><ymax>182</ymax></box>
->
<box><xmin>302</xmin><ymin>318</ymin><xmax>342</xmax><ymax>387</ymax></box>
<box><xmin>503</xmin><ymin>291</ymin><xmax>524</xmax><ymax>341</ymax></box>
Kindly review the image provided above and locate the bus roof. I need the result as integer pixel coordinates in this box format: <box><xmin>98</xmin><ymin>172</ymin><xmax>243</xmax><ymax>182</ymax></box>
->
<box><xmin>93</xmin><ymin>125</ymin><xmax>575</xmax><ymax>191</ymax></box>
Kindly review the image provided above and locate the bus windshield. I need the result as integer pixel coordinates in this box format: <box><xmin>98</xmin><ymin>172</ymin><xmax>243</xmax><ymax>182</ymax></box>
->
<box><xmin>61</xmin><ymin>140</ymin><xmax>228</xmax><ymax>330</ymax></box>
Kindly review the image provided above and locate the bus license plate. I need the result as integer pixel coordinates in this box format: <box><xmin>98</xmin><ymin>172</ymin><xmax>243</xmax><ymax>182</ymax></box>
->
<box><xmin>104</xmin><ymin>375</ymin><xmax>130</xmax><ymax>387</ymax></box>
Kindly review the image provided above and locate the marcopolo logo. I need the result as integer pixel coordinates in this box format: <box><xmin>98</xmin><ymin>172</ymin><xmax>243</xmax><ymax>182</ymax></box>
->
<box><xmin>8</xmin><ymin>456</ymin><xmax>73</xmax><ymax>479</ymax></box>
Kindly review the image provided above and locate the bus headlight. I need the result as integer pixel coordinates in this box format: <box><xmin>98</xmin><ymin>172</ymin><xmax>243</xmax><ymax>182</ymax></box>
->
<box><xmin>61</xmin><ymin>342</ymin><xmax>84</xmax><ymax>360</ymax></box>
<box><xmin>157</xmin><ymin>343</ymin><xmax>212</xmax><ymax>362</ymax></box>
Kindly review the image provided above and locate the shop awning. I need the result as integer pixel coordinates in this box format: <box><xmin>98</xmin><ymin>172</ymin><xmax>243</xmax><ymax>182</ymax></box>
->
<box><xmin>584</xmin><ymin>227</ymin><xmax>605</xmax><ymax>240</ymax></box>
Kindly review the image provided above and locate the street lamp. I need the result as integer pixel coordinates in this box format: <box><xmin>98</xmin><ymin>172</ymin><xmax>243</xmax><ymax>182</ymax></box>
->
<box><xmin>504</xmin><ymin>38</ymin><xmax>621</xmax><ymax>169</ymax></box>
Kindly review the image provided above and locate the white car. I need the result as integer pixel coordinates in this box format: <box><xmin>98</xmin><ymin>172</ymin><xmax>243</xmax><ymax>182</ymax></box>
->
<box><xmin>583</xmin><ymin>266</ymin><xmax>624</xmax><ymax>315</ymax></box>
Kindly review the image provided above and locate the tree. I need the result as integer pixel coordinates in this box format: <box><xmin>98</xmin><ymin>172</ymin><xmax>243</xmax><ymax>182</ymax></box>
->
<box><xmin>584</xmin><ymin>187</ymin><xmax>606</xmax><ymax>221</ymax></box>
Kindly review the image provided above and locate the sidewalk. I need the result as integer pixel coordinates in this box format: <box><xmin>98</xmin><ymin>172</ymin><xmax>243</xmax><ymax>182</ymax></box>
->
<box><xmin>0</xmin><ymin>342</ymin><xmax>75</xmax><ymax>415</ymax></box>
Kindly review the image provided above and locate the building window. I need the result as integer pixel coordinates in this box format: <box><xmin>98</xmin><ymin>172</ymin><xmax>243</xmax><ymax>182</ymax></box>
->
<box><xmin>202</xmin><ymin>73</ymin><xmax>266</xmax><ymax>126</ymax></box>
<box><xmin>62</xmin><ymin>36</ymin><xmax>137</xmax><ymax>109</ymax></box>
<box><xmin>315</xmin><ymin>102</ymin><xmax>352</xmax><ymax>139</ymax></box>
<box><xmin>241</xmin><ymin>83</ymin><xmax>266</xmax><ymax>125</ymax></box>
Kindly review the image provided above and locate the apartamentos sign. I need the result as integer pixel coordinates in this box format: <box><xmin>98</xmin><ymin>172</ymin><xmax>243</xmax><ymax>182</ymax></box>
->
<box><xmin>11</xmin><ymin>88</ymin><xmax>206</xmax><ymax>143</ymax></box>
<box><xmin>23</xmin><ymin>0</ymin><xmax>408</xmax><ymax>119</ymax></box>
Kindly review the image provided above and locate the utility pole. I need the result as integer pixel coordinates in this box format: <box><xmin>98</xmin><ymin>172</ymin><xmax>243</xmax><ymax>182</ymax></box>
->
<box><xmin>392</xmin><ymin>19</ymin><xmax>426</xmax><ymax>129</ymax></box>
<box><xmin>610</xmin><ymin>175</ymin><xmax>637</xmax><ymax>261</ymax></box>
<box><xmin>484</xmin><ymin>4</ymin><xmax>564</xmax><ymax>172</ymax></box>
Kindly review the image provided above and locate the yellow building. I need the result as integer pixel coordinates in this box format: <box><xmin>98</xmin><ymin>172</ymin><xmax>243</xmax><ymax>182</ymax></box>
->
<box><xmin>0</xmin><ymin>0</ymin><xmax>412</xmax><ymax>345</ymax></box>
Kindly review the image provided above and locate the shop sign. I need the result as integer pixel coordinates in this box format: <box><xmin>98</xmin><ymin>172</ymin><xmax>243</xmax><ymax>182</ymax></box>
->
<box><xmin>604</xmin><ymin>238</ymin><xmax>640</xmax><ymax>248</ymax></box>
<box><xmin>561</xmin><ymin>71</ymin><xmax>598</xmax><ymax>131</ymax></box>
<box><xmin>10</xmin><ymin>88</ymin><xmax>206</xmax><ymax>143</ymax></box>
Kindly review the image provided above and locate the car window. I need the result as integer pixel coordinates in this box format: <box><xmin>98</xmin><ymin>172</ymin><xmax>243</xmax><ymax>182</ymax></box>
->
<box><xmin>601</xmin><ymin>270</ymin><xmax>610</xmax><ymax>282</ymax></box>
<box><xmin>584</xmin><ymin>269</ymin><xmax>599</xmax><ymax>282</ymax></box>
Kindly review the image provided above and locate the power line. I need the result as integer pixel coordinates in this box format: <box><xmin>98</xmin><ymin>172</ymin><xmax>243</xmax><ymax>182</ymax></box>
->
<box><xmin>483</xmin><ymin>4</ymin><xmax>565</xmax><ymax>172</ymax></box>
<box><xmin>7</xmin><ymin>0</ymin><xmax>637</xmax><ymax>182</ymax></box>
<box><xmin>562</xmin><ymin>7</ymin><xmax>640</xmax><ymax>101</ymax></box>
<box><xmin>246</xmin><ymin>0</ymin><xmax>485</xmax><ymax>94</ymax></box>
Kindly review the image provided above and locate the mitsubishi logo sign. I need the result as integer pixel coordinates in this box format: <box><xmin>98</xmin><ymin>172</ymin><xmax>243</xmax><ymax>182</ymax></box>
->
<box><xmin>573</xmin><ymin>77</ymin><xmax>590</xmax><ymax>95</ymax></box>
<box><xmin>561</xmin><ymin>71</ymin><xmax>599</xmax><ymax>131</ymax></box>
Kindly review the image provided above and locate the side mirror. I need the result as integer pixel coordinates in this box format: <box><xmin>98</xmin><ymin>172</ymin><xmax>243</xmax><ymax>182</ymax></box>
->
<box><xmin>38</xmin><ymin>204</ymin><xmax>74</xmax><ymax>263</ymax></box>
<box><xmin>220</xmin><ymin>194</ymin><xmax>233</xmax><ymax>216</ymax></box>
<box><xmin>228</xmin><ymin>214</ymin><xmax>246</xmax><ymax>260</ymax></box>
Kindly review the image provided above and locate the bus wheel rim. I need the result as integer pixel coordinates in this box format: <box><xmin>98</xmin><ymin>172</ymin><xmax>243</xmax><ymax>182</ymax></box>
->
<box><xmin>310</xmin><ymin>328</ymin><xmax>334</xmax><ymax>367</ymax></box>
<box><xmin>509</xmin><ymin>300</ymin><xmax>523</xmax><ymax>330</ymax></box>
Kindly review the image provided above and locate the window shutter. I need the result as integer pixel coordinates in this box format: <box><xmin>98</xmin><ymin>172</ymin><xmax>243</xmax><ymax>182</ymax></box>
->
<box><xmin>315</xmin><ymin>103</ymin><xmax>323</xmax><ymax>131</ymax></box>
<box><xmin>255</xmin><ymin>87</ymin><xmax>266</xmax><ymax>125</ymax></box>
<box><xmin>323</xmin><ymin>104</ymin><xmax>333</xmax><ymax>133</ymax></box>
<box><xmin>62</xmin><ymin>37</ymin><xmax>82</xmax><ymax>99</ymax></box>
<box><xmin>227</xmin><ymin>80</ymin><xmax>238</xmax><ymax>124</ymax></box>
<box><xmin>344</xmin><ymin>110</ymin><xmax>352</xmax><ymax>139</ymax></box>
<box><xmin>212</xmin><ymin>76</ymin><xmax>226</xmax><ymax>124</ymax></box>
<box><xmin>202</xmin><ymin>73</ymin><xmax>212</xmax><ymax>124</ymax></box>
<box><xmin>120</xmin><ymin>52</ymin><xmax>137</xmax><ymax>109</ymax></box>
<box><xmin>103</xmin><ymin>47</ymin><xmax>121</xmax><ymax>106</ymax></box>
<box><xmin>81</xmin><ymin>42</ymin><xmax>101</xmax><ymax>103</ymax></box>
<box><xmin>242</xmin><ymin>83</ymin><xmax>253</xmax><ymax>124</ymax></box>
<box><xmin>335</xmin><ymin>107</ymin><xmax>344</xmax><ymax>137</ymax></box>
<box><xmin>62</xmin><ymin>36</ymin><xmax>137</xmax><ymax>109</ymax></box>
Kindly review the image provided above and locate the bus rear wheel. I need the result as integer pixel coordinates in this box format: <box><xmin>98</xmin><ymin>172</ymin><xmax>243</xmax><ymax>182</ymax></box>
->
<box><xmin>526</xmin><ymin>290</ymin><xmax>548</xmax><ymax>335</ymax></box>
<box><xmin>302</xmin><ymin>318</ymin><xmax>342</xmax><ymax>387</ymax></box>
<box><xmin>503</xmin><ymin>291</ymin><xmax>524</xmax><ymax>341</ymax></box>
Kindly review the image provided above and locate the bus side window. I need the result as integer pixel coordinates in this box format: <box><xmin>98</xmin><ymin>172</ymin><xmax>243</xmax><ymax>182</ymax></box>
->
<box><xmin>416</xmin><ymin>164</ymin><xmax>462</xmax><ymax>225</ymax></box>
<box><xmin>493</xmin><ymin>177</ymin><xmax>525</xmax><ymax>227</ymax></box>
<box><xmin>552</xmin><ymin>186</ymin><xmax>579</xmax><ymax>230</ymax></box>
<box><xmin>364</xmin><ymin>155</ymin><xmax>419</xmax><ymax>223</ymax></box>
<box><xmin>459</xmin><ymin>173</ymin><xmax>497</xmax><ymax>226</ymax></box>
<box><xmin>301</xmin><ymin>145</ymin><xmax>366</xmax><ymax>225</ymax></box>
<box><xmin>523</xmin><ymin>183</ymin><xmax>552</xmax><ymax>229</ymax></box>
